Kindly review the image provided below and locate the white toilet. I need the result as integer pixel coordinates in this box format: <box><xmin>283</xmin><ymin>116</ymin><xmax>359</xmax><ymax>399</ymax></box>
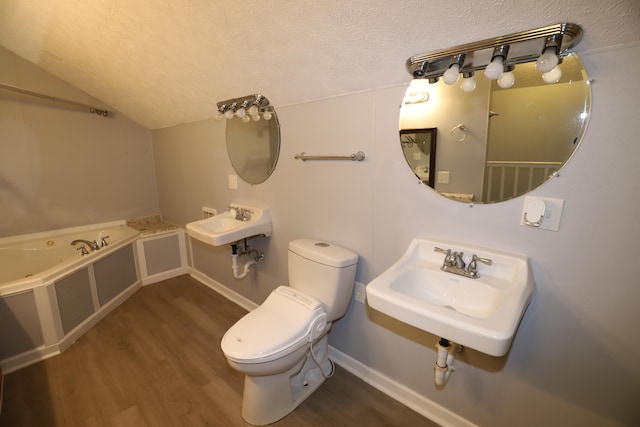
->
<box><xmin>221</xmin><ymin>239</ymin><xmax>358</xmax><ymax>425</ymax></box>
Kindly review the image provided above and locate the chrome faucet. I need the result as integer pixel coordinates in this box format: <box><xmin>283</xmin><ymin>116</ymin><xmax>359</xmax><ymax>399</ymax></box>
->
<box><xmin>434</xmin><ymin>247</ymin><xmax>492</xmax><ymax>279</ymax></box>
<box><xmin>71</xmin><ymin>239</ymin><xmax>100</xmax><ymax>251</ymax></box>
<box><xmin>229</xmin><ymin>205</ymin><xmax>252</xmax><ymax>221</ymax></box>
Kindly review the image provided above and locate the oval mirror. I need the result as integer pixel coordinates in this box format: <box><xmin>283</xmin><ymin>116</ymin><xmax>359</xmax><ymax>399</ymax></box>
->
<box><xmin>399</xmin><ymin>53</ymin><xmax>591</xmax><ymax>203</ymax></box>
<box><xmin>226</xmin><ymin>106</ymin><xmax>280</xmax><ymax>184</ymax></box>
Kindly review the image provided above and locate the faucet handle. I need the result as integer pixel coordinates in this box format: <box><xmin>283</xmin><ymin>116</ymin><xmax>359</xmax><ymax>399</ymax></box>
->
<box><xmin>471</xmin><ymin>254</ymin><xmax>493</xmax><ymax>266</ymax></box>
<box><xmin>434</xmin><ymin>247</ymin><xmax>456</xmax><ymax>267</ymax></box>
<box><xmin>100</xmin><ymin>235</ymin><xmax>110</xmax><ymax>247</ymax></box>
<box><xmin>467</xmin><ymin>254</ymin><xmax>493</xmax><ymax>277</ymax></box>
<box><xmin>76</xmin><ymin>246</ymin><xmax>89</xmax><ymax>256</ymax></box>
<box><xmin>453</xmin><ymin>251</ymin><xmax>465</xmax><ymax>269</ymax></box>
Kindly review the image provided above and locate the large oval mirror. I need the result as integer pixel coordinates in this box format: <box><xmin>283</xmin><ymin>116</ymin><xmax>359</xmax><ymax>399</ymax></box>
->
<box><xmin>399</xmin><ymin>53</ymin><xmax>591</xmax><ymax>203</ymax></box>
<box><xmin>226</xmin><ymin>106</ymin><xmax>280</xmax><ymax>184</ymax></box>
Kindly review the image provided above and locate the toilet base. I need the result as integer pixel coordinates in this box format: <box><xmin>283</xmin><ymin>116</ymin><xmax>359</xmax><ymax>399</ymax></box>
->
<box><xmin>241</xmin><ymin>335</ymin><xmax>332</xmax><ymax>425</ymax></box>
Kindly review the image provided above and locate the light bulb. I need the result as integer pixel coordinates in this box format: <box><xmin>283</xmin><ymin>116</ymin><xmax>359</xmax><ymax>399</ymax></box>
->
<box><xmin>242</xmin><ymin>115</ymin><xmax>250</xmax><ymax>123</ymax></box>
<box><xmin>497</xmin><ymin>71</ymin><xmax>515</xmax><ymax>89</ymax></box>
<box><xmin>262</xmin><ymin>110</ymin><xmax>272</xmax><ymax>120</ymax></box>
<box><xmin>214</xmin><ymin>111</ymin><xmax>224</xmax><ymax>121</ymax></box>
<box><xmin>248</xmin><ymin>105</ymin><xmax>259</xmax><ymax>116</ymax></box>
<box><xmin>224</xmin><ymin>109</ymin><xmax>234</xmax><ymax>119</ymax></box>
<box><xmin>536</xmin><ymin>48</ymin><xmax>559</xmax><ymax>73</ymax></box>
<box><xmin>236</xmin><ymin>107</ymin><xmax>246</xmax><ymax>118</ymax></box>
<box><xmin>252</xmin><ymin>113</ymin><xmax>261</xmax><ymax>121</ymax></box>
<box><xmin>443</xmin><ymin>64</ymin><xmax>461</xmax><ymax>85</ymax></box>
<box><xmin>460</xmin><ymin>75</ymin><xmax>476</xmax><ymax>92</ymax></box>
<box><xmin>542</xmin><ymin>66</ymin><xmax>562</xmax><ymax>84</ymax></box>
<box><xmin>484</xmin><ymin>57</ymin><xmax>504</xmax><ymax>80</ymax></box>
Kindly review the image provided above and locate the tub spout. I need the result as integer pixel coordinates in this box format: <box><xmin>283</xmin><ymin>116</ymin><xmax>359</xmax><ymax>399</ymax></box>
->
<box><xmin>71</xmin><ymin>239</ymin><xmax>99</xmax><ymax>251</ymax></box>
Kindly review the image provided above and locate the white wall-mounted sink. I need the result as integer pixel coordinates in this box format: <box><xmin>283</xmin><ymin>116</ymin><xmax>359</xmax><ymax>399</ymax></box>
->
<box><xmin>366</xmin><ymin>238</ymin><xmax>534</xmax><ymax>356</ymax></box>
<box><xmin>186</xmin><ymin>205</ymin><xmax>272</xmax><ymax>246</ymax></box>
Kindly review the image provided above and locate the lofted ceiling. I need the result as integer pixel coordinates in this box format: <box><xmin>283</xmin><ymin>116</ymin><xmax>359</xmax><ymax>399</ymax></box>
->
<box><xmin>1</xmin><ymin>0</ymin><xmax>638</xmax><ymax>129</ymax></box>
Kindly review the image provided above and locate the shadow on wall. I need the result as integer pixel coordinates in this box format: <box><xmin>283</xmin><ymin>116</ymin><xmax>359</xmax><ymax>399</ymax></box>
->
<box><xmin>504</xmin><ymin>288</ymin><xmax>640</xmax><ymax>425</ymax></box>
<box><xmin>0</xmin><ymin>175</ymin><xmax>37</xmax><ymax>234</ymax></box>
<box><xmin>366</xmin><ymin>305</ymin><xmax>509</xmax><ymax>373</ymax></box>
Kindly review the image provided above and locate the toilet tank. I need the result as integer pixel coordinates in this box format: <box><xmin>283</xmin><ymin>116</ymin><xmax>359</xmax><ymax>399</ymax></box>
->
<box><xmin>288</xmin><ymin>239</ymin><xmax>358</xmax><ymax>321</ymax></box>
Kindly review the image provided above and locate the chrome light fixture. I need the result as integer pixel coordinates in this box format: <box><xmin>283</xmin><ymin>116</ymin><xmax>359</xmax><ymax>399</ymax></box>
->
<box><xmin>405</xmin><ymin>23</ymin><xmax>583</xmax><ymax>91</ymax></box>
<box><xmin>484</xmin><ymin>45</ymin><xmax>509</xmax><ymax>80</ymax></box>
<box><xmin>215</xmin><ymin>94</ymin><xmax>272</xmax><ymax>122</ymax></box>
<box><xmin>443</xmin><ymin>54</ymin><xmax>466</xmax><ymax>85</ymax></box>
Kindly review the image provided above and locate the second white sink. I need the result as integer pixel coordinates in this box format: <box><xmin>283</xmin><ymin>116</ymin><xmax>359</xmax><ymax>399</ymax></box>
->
<box><xmin>186</xmin><ymin>205</ymin><xmax>272</xmax><ymax>246</ymax></box>
<box><xmin>366</xmin><ymin>238</ymin><xmax>534</xmax><ymax>357</ymax></box>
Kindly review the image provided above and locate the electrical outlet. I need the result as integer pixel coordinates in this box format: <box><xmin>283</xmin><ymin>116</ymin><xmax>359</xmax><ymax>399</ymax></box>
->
<box><xmin>202</xmin><ymin>207</ymin><xmax>217</xmax><ymax>219</ymax></box>
<box><xmin>354</xmin><ymin>282</ymin><xmax>366</xmax><ymax>304</ymax></box>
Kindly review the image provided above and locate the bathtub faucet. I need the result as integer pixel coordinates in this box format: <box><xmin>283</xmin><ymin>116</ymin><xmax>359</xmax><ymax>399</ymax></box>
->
<box><xmin>71</xmin><ymin>239</ymin><xmax>100</xmax><ymax>251</ymax></box>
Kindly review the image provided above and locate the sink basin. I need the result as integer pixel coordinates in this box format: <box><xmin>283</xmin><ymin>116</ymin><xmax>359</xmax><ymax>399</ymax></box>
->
<box><xmin>186</xmin><ymin>205</ymin><xmax>272</xmax><ymax>246</ymax></box>
<box><xmin>366</xmin><ymin>238</ymin><xmax>534</xmax><ymax>356</ymax></box>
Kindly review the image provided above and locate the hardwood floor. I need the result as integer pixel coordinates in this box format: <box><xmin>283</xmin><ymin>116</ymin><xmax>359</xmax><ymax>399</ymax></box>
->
<box><xmin>0</xmin><ymin>275</ymin><xmax>438</xmax><ymax>426</ymax></box>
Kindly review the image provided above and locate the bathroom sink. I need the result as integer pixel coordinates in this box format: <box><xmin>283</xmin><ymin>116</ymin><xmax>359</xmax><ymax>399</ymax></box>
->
<box><xmin>186</xmin><ymin>205</ymin><xmax>272</xmax><ymax>246</ymax></box>
<box><xmin>366</xmin><ymin>238</ymin><xmax>534</xmax><ymax>356</ymax></box>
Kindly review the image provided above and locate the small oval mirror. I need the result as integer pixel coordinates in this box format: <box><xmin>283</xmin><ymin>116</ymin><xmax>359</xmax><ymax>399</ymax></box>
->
<box><xmin>399</xmin><ymin>53</ymin><xmax>591</xmax><ymax>203</ymax></box>
<box><xmin>226</xmin><ymin>107</ymin><xmax>280</xmax><ymax>184</ymax></box>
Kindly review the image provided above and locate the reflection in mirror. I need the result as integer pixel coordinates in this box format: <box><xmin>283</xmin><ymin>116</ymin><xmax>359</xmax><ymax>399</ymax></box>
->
<box><xmin>400</xmin><ymin>128</ymin><xmax>437</xmax><ymax>188</ymax></box>
<box><xmin>399</xmin><ymin>53</ymin><xmax>591</xmax><ymax>203</ymax></box>
<box><xmin>226</xmin><ymin>106</ymin><xmax>280</xmax><ymax>184</ymax></box>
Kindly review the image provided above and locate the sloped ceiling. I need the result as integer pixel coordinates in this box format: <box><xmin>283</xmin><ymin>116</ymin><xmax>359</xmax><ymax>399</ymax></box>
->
<box><xmin>1</xmin><ymin>1</ymin><xmax>638</xmax><ymax>129</ymax></box>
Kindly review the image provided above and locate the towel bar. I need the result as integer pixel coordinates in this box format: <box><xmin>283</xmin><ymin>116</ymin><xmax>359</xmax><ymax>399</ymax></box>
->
<box><xmin>294</xmin><ymin>151</ymin><xmax>365</xmax><ymax>162</ymax></box>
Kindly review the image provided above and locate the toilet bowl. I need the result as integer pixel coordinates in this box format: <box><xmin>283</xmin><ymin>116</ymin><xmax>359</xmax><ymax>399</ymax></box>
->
<box><xmin>222</xmin><ymin>286</ymin><xmax>332</xmax><ymax>425</ymax></box>
<box><xmin>221</xmin><ymin>239</ymin><xmax>358</xmax><ymax>425</ymax></box>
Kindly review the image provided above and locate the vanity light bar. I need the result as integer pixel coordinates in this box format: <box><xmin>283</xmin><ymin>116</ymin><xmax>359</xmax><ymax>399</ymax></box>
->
<box><xmin>216</xmin><ymin>94</ymin><xmax>269</xmax><ymax>111</ymax></box>
<box><xmin>215</xmin><ymin>94</ymin><xmax>272</xmax><ymax>121</ymax></box>
<box><xmin>406</xmin><ymin>23</ymin><xmax>583</xmax><ymax>81</ymax></box>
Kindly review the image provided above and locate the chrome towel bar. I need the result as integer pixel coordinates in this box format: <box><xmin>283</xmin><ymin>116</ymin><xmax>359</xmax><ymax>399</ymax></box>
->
<box><xmin>294</xmin><ymin>151</ymin><xmax>365</xmax><ymax>162</ymax></box>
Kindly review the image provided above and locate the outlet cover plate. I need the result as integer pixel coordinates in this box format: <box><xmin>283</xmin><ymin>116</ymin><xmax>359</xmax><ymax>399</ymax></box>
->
<box><xmin>355</xmin><ymin>282</ymin><xmax>366</xmax><ymax>304</ymax></box>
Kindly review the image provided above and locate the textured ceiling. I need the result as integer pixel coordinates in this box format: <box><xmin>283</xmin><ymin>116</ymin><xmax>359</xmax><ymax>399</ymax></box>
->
<box><xmin>1</xmin><ymin>0</ymin><xmax>638</xmax><ymax>129</ymax></box>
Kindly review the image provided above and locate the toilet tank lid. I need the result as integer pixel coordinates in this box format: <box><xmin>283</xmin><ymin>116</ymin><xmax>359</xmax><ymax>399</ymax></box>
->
<box><xmin>289</xmin><ymin>239</ymin><xmax>358</xmax><ymax>268</ymax></box>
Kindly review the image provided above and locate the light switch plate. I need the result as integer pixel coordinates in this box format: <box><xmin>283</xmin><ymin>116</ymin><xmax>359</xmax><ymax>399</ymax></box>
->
<box><xmin>228</xmin><ymin>174</ymin><xmax>238</xmax><ymax>190</ymax></box>
<box><xmin>437</xmin><ymin>171</ymin><xmax>450</xmax><ymax>184</ymax></box>
<box><xmin>521</xmin><ymin>196</ymin><xmax>564</xmax><ymax>231</ymax></box>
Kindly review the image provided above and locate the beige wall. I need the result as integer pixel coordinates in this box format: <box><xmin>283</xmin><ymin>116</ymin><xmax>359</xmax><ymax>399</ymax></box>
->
<box><xmin>0</xmin><ymin>47</ymin><xmax>159</xmax><ymax>237</ymax></box>
<box><xmin>152</xmin><ymin>44</ymin><xmax>640</xmax><ymax>426</ymax></box>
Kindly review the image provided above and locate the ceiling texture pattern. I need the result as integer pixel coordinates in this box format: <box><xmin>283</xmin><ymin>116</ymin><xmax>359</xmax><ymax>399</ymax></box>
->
<box><xmin>1</xmin><ymin>0</ymin><xmax>638</xmax><ymax>129</ymax></box>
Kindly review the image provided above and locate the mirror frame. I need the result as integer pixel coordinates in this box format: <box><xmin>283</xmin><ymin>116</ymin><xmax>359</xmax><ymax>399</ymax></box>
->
<box><xmin>399</xmin><ymin>128</ymin><xmax>437</xmax><ymax>188</ymax></box>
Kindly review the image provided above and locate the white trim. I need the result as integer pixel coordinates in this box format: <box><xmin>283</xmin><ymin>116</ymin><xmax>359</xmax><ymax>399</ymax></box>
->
<box><xmin>189</xmin><ymin>269</ymin><xmax>258</xmax><ymax>312</ymax></box>
<box><xmin>328</xmin><ymin>347</ymin><xmax>477</xmax><ymax>427</ymax></box>
<box><xmin>141</xmin><ymin>266</ymin><xmax>189</xmax><ymax>286</ymax></box>
<box><xmin>1</xmin><ymin>280</ymin><xmax>142</xmax><ymax>374</ymax></box>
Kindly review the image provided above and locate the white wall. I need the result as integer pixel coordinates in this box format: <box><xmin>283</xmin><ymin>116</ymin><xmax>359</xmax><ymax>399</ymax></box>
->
<box><xmin>0</xmin><ymin>47</ymin><xmax>159</xmax><ymax>237</ymax></box>
<box><xmin>152</xmin><ymin>42</ymin><xmax>640</xmax><ymax>426</ymax></box>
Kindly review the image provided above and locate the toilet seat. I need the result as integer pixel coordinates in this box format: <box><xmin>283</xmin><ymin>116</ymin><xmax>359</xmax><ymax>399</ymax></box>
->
<box><xmin>222</xmin><ymin>286</ymin><xmax>327</xmax><ymax>364</ymax></box>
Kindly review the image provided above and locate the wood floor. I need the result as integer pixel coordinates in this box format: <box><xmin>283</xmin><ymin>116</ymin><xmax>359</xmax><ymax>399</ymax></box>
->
<box><xmin>0</xmin><ymin>275</ymin><xmax>438</xmax><ymax>427</ymax></box>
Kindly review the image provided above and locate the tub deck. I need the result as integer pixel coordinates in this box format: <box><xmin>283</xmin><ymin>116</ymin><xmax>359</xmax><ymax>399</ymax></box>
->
<box><xmin>0</xmin><ymin>219</ymin><xmax>186</xmax><ymax>374</ymax></box>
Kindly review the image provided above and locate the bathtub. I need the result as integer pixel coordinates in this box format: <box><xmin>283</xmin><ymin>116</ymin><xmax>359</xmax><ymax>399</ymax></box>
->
<box><xmin>0</xmin><ymin>221</ymin><xmax>142</xmax><ymax>373</ymax></box>
<box><xmin>0</xmin><ymin>221</ymin><xmax>139</xmax><ymax>296</ymax></box>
